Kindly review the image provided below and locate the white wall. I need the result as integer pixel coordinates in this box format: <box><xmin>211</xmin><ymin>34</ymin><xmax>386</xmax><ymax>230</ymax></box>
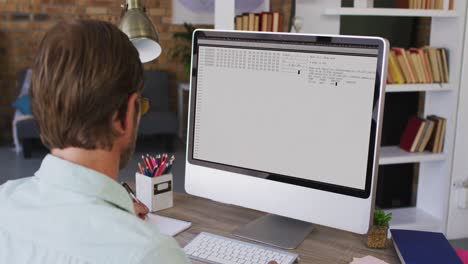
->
<box><xmin>295</xmin><ymin>0</ymin><xmax>341</xmax><ymax>35</ymax></box>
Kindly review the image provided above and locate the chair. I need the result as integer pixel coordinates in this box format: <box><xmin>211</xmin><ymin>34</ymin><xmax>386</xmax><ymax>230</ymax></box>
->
<box><xmin>137</xmin><ymin>70</ymin><xmax>178</xmax><ymax>150</ymax></box>
<box><xmin>14</xmin><ymin>70</ymin><xmax>40</xmax><ymax>159</ymax></box>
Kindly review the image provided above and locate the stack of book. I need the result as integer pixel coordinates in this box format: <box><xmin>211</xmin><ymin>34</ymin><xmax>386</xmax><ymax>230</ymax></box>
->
<box><xmin>396</xmin><ymin>0</ymin><xmax>454</xmax><ymax>9</ymax></box>
<box><xmin>387</xmin><ymin>47</ymin><xmax>449</xmax><ymax>84</ymax></box>
<box><xmin>234</xmin><ymin>12</ymin><xmax>281</xmax><ymax>32</ymax></box>
<box><xmin>400</xmin><ymin>115</ymin><xmax>446</xmax><ymax>153</ymax></box>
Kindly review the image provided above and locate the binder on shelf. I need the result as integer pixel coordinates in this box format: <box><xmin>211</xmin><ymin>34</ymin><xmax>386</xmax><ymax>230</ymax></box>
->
<box><xmin>234</xmin><ymin>12</ymin><xmax>281</xmax><ymax>32</ymax></box>
<box><xmin>266</xmin><ymin>12</ymin><xmax>273</xmax><ymax>31</ymax></box>
<box><xmin>392</xmin><ymin>48</ymin><xmax>415</xmax><ymax>83</ymax></box>
<box><xmin>395</xmin><ymin>0</ymin><xmax>409</xmax><ymax>8</ymax></box>
<box><xmin>427</xmin><ymin>47</ymin><xmax>441</xmax><ymax>82</ymax></box>
<box><xmin>436</xmin><ymin>49</ymin><xmax>445</xmax><ymax>82</ymax></box>
<box><xmin>427</xmin><ymin>115</ymin><xmax>441</xmax><ymax>152</ymax></box>
<box><xmin>400</xmin><ymin>115</ymin><xmax>446</xmax><ymax>153</ymax></box>
<box><xmin>235</xmin><ymin>16</ymin><xmax>243</xmax><ymax>30</ymax></box>
<box><xmin>408</xmin><ymin>0</ymin><xmax>446</xmax><ymax>9</ymax></box>
<box><xmin>254</xmin><ymin>14</ymin><xmax>260</xmax><ymax>31</ymax></box>
<box><xmin>248</xmin><ymin>13</ymin><xmax>255</xmax><ymax>31</ymax></box>
<box><xmin>408</xmin><ymin>49</ymin><xmax>425</xmax><ymax>83</ymax></box>
<box><xmin>387</xmin><ymin>47</ymin><xmax>449</xmax><ymax>85</ymax></box>
<box><xmin>438</xmin><ymin>117</ymin><xmax>447</xmax><ymax>153</ymax></box>
<box><xmin>242</xmin><ymin>14</ymin><xmax>249</xmax><ymax>31</ymax></box>
<box><xmin>435</xmin><ymin>0</ymin><xmax>444</xmax><ymax>10</ymax></box>
<box><xmin>410</xmin><ymin>119</ymin><xmax>427</xmax><ymax>152</ymax></box>
<box><xmin>260</xmin><ymin>12</ymin><xmax>270</xmax><ymax>32</ymax></box>
<box><xmin>420</xmin><ymin>49</ymin><xmax>434</xmax><ymax>83</ymax></box>
<box><xmin>400</xmin><ymin>117</ymin><xmax>424</xmax><ymax>152</ymax></box>
<box><xmin>417</xmin><ymin>119</ymin><xmax>435</xmax><ymax>152</ymax></box>
<box><xmin>441</xmin><ymin>49</ymin><xmax>449</xmax><ymax>82</ymax></box>
<box><xmin>426</xmin><ymin>115</ymin><xmax>446</xmax><ymax>153</ymax></box>
<box><xmin>406</xmin><ymin>49</ymin><xmax>420</xmax><ymax>83</ymax></box>
<box><xmin>388</xmin><ymin>52</ymin><xmax>405</xmax><ymax>84</ymax></box>
<box><xmin>272</xmin><ymin>12</ymin><xmax>280</xmax><ymax>32</ymax></box>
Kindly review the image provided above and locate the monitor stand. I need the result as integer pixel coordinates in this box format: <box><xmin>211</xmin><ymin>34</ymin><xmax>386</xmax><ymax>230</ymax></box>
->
<box><xmin>232</xmin><ymin>214</ymin><xmax>314</xmax><ymax>249</ymax></box>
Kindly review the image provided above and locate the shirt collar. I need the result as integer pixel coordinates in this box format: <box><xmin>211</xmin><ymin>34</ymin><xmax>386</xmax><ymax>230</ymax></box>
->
<box><xmin>35</xmin><ymin>154</ymin><xmax>135</xmax><ymax>215</ymax></box>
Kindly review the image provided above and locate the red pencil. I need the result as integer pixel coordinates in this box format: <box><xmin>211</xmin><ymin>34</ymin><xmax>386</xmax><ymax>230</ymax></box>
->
<box><xmin>155</xmin><ymin>161</ymin><xmax>166</xmax><ymax>177</ymax></box>
<box><xmin>146</xmin><ymin>157</ymin><xmax>153</xmax><ymax>171</ymax></box>
<box><xmin>150</xmin><ymin>156</ymin><xmax>157</xmax><ymax>169</ymax></box>
<box><xmin>138</xmin><ymin>162</ymin><xmax>144</xmax><ymax>175</ymax></box>
<box><xmin>142</xmin><ymin>155</ymin><xmax>152</xmax><ymax>171</ymax></box>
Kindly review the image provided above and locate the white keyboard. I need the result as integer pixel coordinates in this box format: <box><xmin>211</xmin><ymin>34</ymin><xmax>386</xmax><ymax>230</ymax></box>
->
<box><xmin>184</xmin><ymin>232</ymin><xmax>299</xmax><ymax>264</ymax></box>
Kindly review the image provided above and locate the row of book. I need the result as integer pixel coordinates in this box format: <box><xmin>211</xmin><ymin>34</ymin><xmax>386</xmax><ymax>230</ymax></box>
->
<box><xmin>234</xmin><ymin>12</ymin><xmax>282</xmax><ymax>32</ymax></box>
<box><xmin>396</xmin><ymin>0</ymin><xmax>454</xmax><ymax>9</ymax></box>
<box><xmin>400</xmin><ymin>115</ymin><xmax>446</xmax><ymax>153</ymax></box>
<box><xmin>387</xmin><ymin>47</ymin><xmax>449</xmax><ymax>84</ymax></box>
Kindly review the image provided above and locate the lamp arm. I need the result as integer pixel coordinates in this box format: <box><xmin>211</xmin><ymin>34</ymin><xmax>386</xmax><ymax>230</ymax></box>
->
<box><xmin>120</xmin><ymin>3</ymin><xmax>128</xmax><ymax>18</ymax></box>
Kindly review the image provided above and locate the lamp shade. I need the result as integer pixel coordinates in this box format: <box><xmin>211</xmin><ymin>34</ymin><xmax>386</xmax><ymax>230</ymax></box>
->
<box><xmin>119</xmin><ymin>4</ymin><xmax>161</xmax><ymax>63</ymax></box>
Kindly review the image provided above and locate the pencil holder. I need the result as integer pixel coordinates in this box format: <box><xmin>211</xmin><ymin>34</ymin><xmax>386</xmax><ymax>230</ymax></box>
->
<box><xmin>135</xmin><ymin>172</ymin><xmax>173</xmax><ymax>212</ymax></box>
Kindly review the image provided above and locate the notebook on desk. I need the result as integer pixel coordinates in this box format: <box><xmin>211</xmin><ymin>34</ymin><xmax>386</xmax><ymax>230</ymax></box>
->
<box><xmin>391</xmin><ymin>229</ymin><xmax>462</xmax><ymax>264</ymax></box>
<box><xmin>146</xmin><ymin>214</ymin><xmax>191</xmax><ymax>237</ymax></box>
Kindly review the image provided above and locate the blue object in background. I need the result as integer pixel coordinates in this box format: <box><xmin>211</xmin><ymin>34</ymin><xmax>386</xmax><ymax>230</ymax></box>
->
<box><xmin>391</xmin><ymin>229</ymin><xmax>462</xmax><ymax>264</ymax></box>
<box><xmin>12</xmin><ymin>95</ymin><xmax>32</xmax><ymax>115</ymax></box>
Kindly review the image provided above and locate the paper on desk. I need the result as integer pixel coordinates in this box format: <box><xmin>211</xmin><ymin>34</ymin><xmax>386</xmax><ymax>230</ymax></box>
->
<box><xmin>350</xmin><ymin>255</ymin><xmax>389</xmax><ymax>264</ymax></box>
<box><xmin>145</xmin><ymin>214</ymin><xmax>192</xmax><ymax>237</ymax></box>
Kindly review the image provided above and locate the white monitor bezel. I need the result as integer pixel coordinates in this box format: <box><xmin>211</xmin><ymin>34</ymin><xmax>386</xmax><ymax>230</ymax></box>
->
<box><xmin>185</xmin><ymin>30</ymin><xmax>388</xmax><ymax>234</ymax></box>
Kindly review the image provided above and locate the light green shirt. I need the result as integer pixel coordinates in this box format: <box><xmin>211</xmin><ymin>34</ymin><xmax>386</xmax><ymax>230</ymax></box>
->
<box><xmin>0</xmin><ymin>154</ymin><xmax>190</xmax><ymax>264</ymax></box>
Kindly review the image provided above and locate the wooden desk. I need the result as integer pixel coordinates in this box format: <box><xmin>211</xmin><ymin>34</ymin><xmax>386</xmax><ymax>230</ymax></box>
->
<box><xmin>158</xmin><ymin>193</ymin><xmax>400</xmax><ymax>264</ymax></box>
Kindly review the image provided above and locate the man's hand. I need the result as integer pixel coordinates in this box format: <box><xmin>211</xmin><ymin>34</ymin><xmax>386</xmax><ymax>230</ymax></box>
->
<box><xmin>133</xmin><ymin>200</ymin><xmax>149</xmax><ymax>220</ymax></box>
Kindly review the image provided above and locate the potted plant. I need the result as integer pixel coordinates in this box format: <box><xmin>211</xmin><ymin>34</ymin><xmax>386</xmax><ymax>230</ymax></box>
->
<box><xmin>170</xmin><ymin>22</ymin><xmax>197</xmax><ymax>81</ymax></box>
<box><xmin>367</xmin><ymin>209</ymin><xmax>392</xmax><ymax>249</ymax></box>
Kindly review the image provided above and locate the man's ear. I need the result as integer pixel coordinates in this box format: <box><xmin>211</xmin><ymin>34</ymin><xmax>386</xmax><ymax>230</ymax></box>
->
<box><xmin>113</xmin><ymin>92</ymin><xmax>139</xmax><ymax>135</ymax></box>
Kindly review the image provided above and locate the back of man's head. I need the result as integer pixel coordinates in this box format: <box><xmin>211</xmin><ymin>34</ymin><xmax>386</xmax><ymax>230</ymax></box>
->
<box><xmin>31</xmin><ymin>19</ymin><xmax>143</xmax><ymax>151</ymax></box>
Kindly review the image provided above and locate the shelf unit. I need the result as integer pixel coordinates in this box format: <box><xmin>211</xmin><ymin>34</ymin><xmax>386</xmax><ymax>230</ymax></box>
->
<box><xmin>324</xmin><ymin>8</ymin><xmax>458</xmax><ymax>17</ymax></box>
<box><xmin>379</xmin><ymin>146</ymin><xmax>446</xmax><ymax>165</ymax></box>
<box><xmin>386</xmin><ymin>83</ymin><xmax>450</xmax><ymax>93</ymax></box>
<box><xmin>385</xmin><ymin>207</ymin><xmax>443</xmax><ymax>233</ymax></box>
<box><xmin>293</xmin><ymin>0</ymin><xmax>466</xmax><ymax>238</ymax></box>
<box><xmin>213</xmin><ymin>0</ymin><xmax>467</xmax><ymax>238</ymax></box>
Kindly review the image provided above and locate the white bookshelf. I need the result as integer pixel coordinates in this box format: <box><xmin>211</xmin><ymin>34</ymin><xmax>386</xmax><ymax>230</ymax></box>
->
<box><xmin>324</xmin><ymin>8</ymin><xmax>458</xmax><ymax>17</ymax></box>
<box><xmin>213</xmin><ymin>0</ymin><xmax>270</xmax><ymax>30</ymax></box>
<box><xmin>295</xmin><ymin>0</ymin><xmax>466</xmax><ymax>238</ymax></box>
<box><xmin>386</xmin><ymin>83</ymin><xmax>450</xmax><ymax>93</ymax></box>
<box><xmin>379</xmin><ymin>146</ymin><xmax>446</xmax><ymax>165</ymax></box>
<box><xmin>385</xmin><ymin>207</ymin><xmax>443</xmax><ymax>237</ymax></box>
<box><xmin>214</xmin><ymin>0</ymin><xmax>467</xmax><ymax>238</ymax></box>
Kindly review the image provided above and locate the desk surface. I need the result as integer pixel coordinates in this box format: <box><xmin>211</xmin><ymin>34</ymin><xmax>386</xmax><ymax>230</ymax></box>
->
<box><xmin>158</xmin><ymin>193</ymin><xmax>400</xmax><ymax>264</ymax></box>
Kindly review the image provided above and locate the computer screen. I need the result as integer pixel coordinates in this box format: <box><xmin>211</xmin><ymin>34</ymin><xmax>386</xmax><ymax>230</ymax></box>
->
<box><xmin>188</xmin><ymin>31</ymin><xmax>384</xmax><ymax>199</ymax></box>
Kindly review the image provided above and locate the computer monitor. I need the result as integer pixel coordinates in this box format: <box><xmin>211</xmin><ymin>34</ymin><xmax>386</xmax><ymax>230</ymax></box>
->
<box><xmin>185</xmin><ymin>30</ymin><xmax>388</xmax><ymax>249</ymax></box>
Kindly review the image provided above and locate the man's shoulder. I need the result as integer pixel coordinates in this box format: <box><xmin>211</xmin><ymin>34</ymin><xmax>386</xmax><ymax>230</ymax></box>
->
<box><xmin>0</xmin><ymin>176</ymin><xmax>189</xmax><ymax>263</ymax></box>
<box><xmin>85</xmin><ymin>212</ymin><xmax>189</xmax><ymax>263</ymax></box>
<box><xmin>0</xmin><ymin>176</ymin><xmax>36</xmax><ymax>200</ymax></box>
<box><xmin>0</xmin><ymin>176</ymin><xmax>35</xmax><ymax>188</ymax></box>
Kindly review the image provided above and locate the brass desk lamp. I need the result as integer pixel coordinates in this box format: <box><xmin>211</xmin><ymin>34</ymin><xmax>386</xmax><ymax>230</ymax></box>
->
<box><xmin>119</xmin><ymin>0</ymin><xmax>161</xmax><ymax>63</ymax></box>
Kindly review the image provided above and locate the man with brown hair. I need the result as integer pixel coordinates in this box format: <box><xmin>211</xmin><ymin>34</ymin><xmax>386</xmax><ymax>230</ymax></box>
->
<box><xmin>0</xmin><ymin>20</ymin><xmax>190</xmax><ymax>263</ymax></box>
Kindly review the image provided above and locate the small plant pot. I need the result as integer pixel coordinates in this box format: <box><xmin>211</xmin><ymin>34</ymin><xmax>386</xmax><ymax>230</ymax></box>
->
<box><xmin>367</xmin><ymin>225</ymin><xmax>388</xmax><ymax>249</ymax></box>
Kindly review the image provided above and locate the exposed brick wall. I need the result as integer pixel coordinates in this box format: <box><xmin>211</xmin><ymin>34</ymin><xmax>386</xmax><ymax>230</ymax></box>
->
<box><xmin>0</xmin><ymin>0</ymin><xmax>290</xmax><ymax>143</ymax></box>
